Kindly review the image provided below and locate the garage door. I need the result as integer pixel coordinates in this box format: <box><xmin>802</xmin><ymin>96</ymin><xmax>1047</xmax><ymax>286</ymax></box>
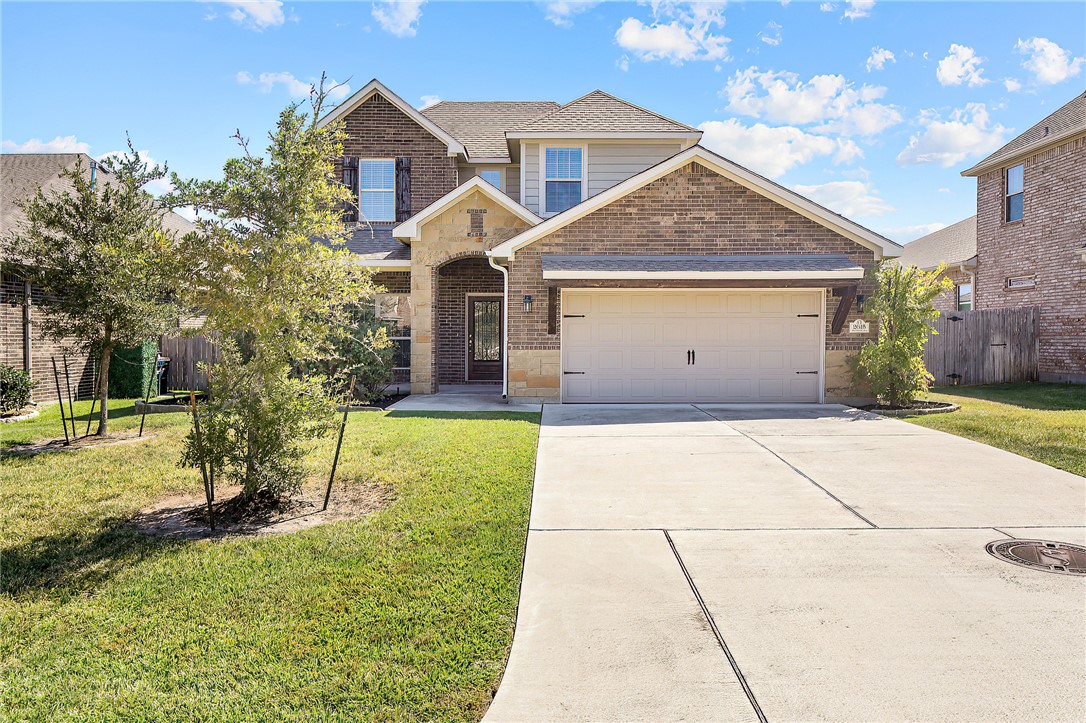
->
<box><xmin>561</xmin><ymin>289</ymin><xmax>823</xmax><ymax>403</ymax></box>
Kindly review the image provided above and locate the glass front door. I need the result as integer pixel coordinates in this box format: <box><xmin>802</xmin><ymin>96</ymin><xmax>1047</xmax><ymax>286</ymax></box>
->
<box><xmin>467</xmin><ymin>296</ymin><xmax>502</xmax><ymax>381</ymax></box>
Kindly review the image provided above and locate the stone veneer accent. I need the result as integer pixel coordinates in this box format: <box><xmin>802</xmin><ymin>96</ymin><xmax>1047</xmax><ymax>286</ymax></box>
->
<box><xmin>408</xmin><ymin>189</ymin><xmax>533</xmax><ymax>394</ymax></box>
<box><xmin>973</xmin><ymin>135</ymin><xmax>1085</xmax><ymax>382</ymax></box>
<box><xmin>503</xmin><ymin>162</ymin><xmax>880</xmax><ymax>401</ymax></box>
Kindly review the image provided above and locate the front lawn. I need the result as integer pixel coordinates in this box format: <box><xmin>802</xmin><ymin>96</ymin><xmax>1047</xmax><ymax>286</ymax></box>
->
<box><xmin>906</xmin><ymin>383</ymin><xmax>1086</xmax><ymax>477</ymax></box>
<box><xmin>1</xmin><ymin>400</ymin><xmax>540</xmax><ymax>721</ymax></box>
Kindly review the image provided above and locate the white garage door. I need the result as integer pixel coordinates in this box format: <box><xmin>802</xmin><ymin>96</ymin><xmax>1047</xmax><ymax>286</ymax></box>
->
<box><xmin>561</xmin><ymin>289</ymin><xmax>823</xmax><ymax>403</ymax></box>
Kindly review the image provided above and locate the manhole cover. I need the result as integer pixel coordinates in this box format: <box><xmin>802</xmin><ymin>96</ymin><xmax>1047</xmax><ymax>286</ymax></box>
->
<box><xmin>987</xmin><ymin>539</ymin><xmax>1086</xmax><ymax>576</ymax></box>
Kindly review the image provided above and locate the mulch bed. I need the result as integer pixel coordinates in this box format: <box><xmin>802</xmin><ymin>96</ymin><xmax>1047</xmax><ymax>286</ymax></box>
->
<box><xmin>3</xmin><ymin>430</ymin><xmax>156</xmax><ymax>456</ymax></box>
<box><xmin>859</xmin><ymin>401</ymin><xmax>960</xmax><ymax>417</ymax></box>
<box><xmin>131</xmin><ymin>482</ymin><xmax>393</xmax><ymax>539</ymax></box>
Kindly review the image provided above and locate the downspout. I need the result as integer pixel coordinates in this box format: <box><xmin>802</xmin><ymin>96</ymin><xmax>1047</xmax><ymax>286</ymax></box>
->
<box><xmin>22</xmin><ymin>280</ymin><xmax>32</xmax><ymax>375</ymax></box>
<box><xmin>487</xmin><ymin>252</ymin><xmax>509</xmax><ymax>400</ymax></box>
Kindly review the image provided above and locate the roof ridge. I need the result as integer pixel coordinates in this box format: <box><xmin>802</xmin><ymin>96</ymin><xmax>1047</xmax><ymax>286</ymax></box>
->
<box><xmin>580</xmin><ymin>89</ymin><xmax>699</xmax><ymax>132</ymax></box>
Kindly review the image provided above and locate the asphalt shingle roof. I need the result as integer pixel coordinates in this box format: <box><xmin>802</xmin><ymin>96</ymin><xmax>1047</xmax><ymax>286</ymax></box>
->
<box><xmin>896</xmin><ymin>216</ymin><xmax>977</xmax><ymax>270</ymax></box>
<box><xmin>341</xmin><ymin>225</ymin><xmax>410</xmax><ymax>262</ymax></box>
<box><xmin>514</xmin><ymin>90</ymin><xmax>699</xmax><ymax>134</ymax></box>
<box><xmin>964</xmin><ymin>91</ymin><xmax>1086</xmax><ymax>174</ymax></box>
<box><xmin>540</xmin><ymin>254</ymin><xmax>862</xmax><ymax>275</ymax></box>
<box><xmin>421</xmin><ymin>101</ymin><xmax>559</xmax><ymax>160</ymax></box>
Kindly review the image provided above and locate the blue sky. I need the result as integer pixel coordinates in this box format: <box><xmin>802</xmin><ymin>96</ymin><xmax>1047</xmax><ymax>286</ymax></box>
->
<box><xmin>3</xmin><ymin>1</ymin><xmax>1084</xmax><ymax>241</ymax></box>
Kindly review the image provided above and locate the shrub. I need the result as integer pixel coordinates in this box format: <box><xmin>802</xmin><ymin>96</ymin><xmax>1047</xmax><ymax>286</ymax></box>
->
<box><xmin>0</xmin><ymin>364</ymin><xmax>36</xmax><ymax>413</ymax></box>
<box><xmin>302</xmin><ymin>302</ymin><xmax>396</xmax><ymax>405</ymax></box>
<box><xmin>108</xmin><ymin>340</ymin><xmax>157</xmax><ymax>398</ymax></box>
<box><xmin>855</xmin><ymin>261</ymin><xmax>953</xmax><ymax>407</ymax></box>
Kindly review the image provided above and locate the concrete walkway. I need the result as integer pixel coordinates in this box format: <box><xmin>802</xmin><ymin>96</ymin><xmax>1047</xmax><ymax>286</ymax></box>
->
<box><xmin>387</xmin><ymin>385</ymin><xmax>542</xmax><ymax>413</ymax></box>
<box><xmin>485</xmin><ymin>404</ymin><xmax>1086</xmax><ymax>722</ymax></box>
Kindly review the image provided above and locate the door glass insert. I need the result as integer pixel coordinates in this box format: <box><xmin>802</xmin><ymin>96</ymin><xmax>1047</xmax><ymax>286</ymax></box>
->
<box><xmin>473</xmin><ymin>300</ymin><xmax>500</xmax><ymax>361</ymax></box>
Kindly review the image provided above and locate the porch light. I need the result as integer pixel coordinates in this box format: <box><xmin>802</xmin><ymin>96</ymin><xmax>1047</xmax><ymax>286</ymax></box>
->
<box><xmin>523</xmin><ymin>294</ymin><xmax>533</xmax><ymax>313</ymax></box>
<box><xmin>855</xmin><ymin>294</ymin><xmax>866</xmax><ymax>313</ymax></box>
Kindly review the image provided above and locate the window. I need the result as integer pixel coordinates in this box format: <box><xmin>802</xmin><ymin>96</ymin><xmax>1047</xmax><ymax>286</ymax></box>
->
<box><xmin>544</xmin><ymin>147</ymin><xmax>583</xmax><ymax>214</ymax></box>
<box><xmin>1005</xmin><ymin>163</ymin><xmax>1023</xmax><ymax>222</ymax></box>
<box><xmin>1006</xmin><ymin>275</ymin><xmax>1035</xmax><ymax>290</ymax></box>
<box><xmin>375</xmin><ymin>294</ymin><xmax>412</xmax><ymax>373</ymax></box>
<box><xmin>478</xmin><ymin>169</ymin><xmax>502</xmax><ymax>189</ymax></box>
<box><xmin>956</xmin><ymin>283</ymin><xmax>972</xmax><ymax>311</ymax></box>
<box><xmin>360</xmin><ymin>159</ymin><xmax>395</xmax><ymax>222</ymax></box>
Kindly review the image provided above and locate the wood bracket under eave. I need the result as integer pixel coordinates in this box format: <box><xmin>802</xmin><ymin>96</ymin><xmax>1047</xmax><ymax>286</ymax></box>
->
<box><xmin>830</xmin><ymin>285</ymin><xmax>857</xmax><ymax>335</ymax></box>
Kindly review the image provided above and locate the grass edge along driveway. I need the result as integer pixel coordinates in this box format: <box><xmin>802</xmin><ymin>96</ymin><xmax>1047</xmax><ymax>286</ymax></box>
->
<box><xmin>1</xmin><ymin>401</ymin><xmax>540</xmax><ymax>722</ymax></box>
<box><xmin>908</xmin><ymin>382</ymin><xmax>1086</xmax><ymax>478</ymax></box>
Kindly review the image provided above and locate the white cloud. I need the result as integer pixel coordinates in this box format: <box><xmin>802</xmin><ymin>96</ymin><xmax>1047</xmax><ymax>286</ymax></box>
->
<box><xmin>843</xmin><ymin>0</ymin><xmax>875</xmax><ymax>20</ymax></box>
<box><xmin>371</xmin><ymin>0</ymin><xmax>426</xmax><ymax>38</ymax></box>
<box><xmin>541</xmin><ymin>1</ymin><xmax>599</xmax><ymax>27</ymax></box>
<box><xmin>615</xmin><ymin>2</ymin><xmax>729</xmax><ymax>65</ymax></box>
<box><xmin>758</xmin><ymin>21</ymin><xmax>782</xmax><ymax>47</ymax></box>
<box><xmin>896</xmin><ymin>103</ymin><xmax>1010</xmax><ymax>168</ymax></box>
<box><xmin>792</xmin><ymin>180</ymin><xmax>893</xmax><ymax>217</ymax></box>
<box><xmin>883</xmin><ymin>222</ymin><xmax>947</xmax><ymax>243</ymax></box>
<box><xmin>1</xmin><ymin>135</ymin><xmax>91</xmax><ymax>154</ymax></box>
<box><xmin>1015</xmin><ymin>37</ymin><xmax>1085</xmax><ymax>85</ymax></box>
<box><xmin>937</xmin><ymin>187</ymin><xmax>951</xmax><ymax>193</ymax></box>
<box><xmin>216</xmin><ymin>1</ymin><xmax>285</xmax><ymax>31</ymax></box>
<box><xmin>866</xmin><ymin>46</ymin><xmax>895</xmax><ymax>72</ymax></box>
<box><xmin>1003</xmin><ymin>77</ymin><xmax>1023</xmax><ymax>92</ymax></box>
<box><xmin>418</xmin><ymin>94</ymin><xmax>442</xmax><ymax>109</ymax></box>
<box><xmin>936</xmin><ymin>44</ymin><xmax>989</xmax><ymax>87</ymax></box>
<box><xmin>722</xmin><ymin>66</ymin><xmax>901</xmax><ymax>136</ymax></box>
<box><xmin>237</xmin><ymin>71</ymin><xmax>351</xmax><ymax>100</ymax></box>
<box><xmin>616</xmin><ymin>55</ymin><xmax>630</xmax><ymax>72</ymax></box>
<box><xmin>819</xmin><ymin>3</ymin><xmax>836</xmax><ymax>12</ymax></box>
<box><xmin>698</xmin><ymin>119</ymin><xmax>862</xmax><ymax>178</ymax></box>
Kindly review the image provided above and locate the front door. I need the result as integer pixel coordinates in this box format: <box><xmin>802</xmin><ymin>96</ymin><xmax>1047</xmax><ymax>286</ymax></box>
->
<box><xmin>467</xmin><ymin>295</ymin><xmax>503</xmax><ymax>381</ymax></box>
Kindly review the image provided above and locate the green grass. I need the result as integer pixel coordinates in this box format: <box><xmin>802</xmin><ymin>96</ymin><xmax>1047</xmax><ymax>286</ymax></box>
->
<box><xmin>1</xmin><ymin>400</ymin><xmax>540</xmax><ymax>721</ymax></box>
<box><xmin>906</xmin><ymin>383</ymin><xmax>1086</xmax><ymax>477</ymax></box>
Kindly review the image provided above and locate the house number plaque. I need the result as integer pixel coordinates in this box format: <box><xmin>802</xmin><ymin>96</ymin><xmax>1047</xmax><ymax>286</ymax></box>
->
<box><xmin>849</xmin><ymin>319</ymin><xmax>870</xmax><ymax>334</ymax></box>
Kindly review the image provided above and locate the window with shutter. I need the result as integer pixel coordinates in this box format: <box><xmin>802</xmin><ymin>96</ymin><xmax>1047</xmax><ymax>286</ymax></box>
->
<box><xmin>395</xmin><ymin>157</ymin><xmax>412</xmax><ymax>222</ymax></box>
<box><xmin>341</xmin><ymin>157</ymin><xmax>359</xmax><ymax>223</ymax></box>
<box><xmin>360</xmin><ymin>159</ymin><xmax>396</xmax><ymax>222</ymax></box>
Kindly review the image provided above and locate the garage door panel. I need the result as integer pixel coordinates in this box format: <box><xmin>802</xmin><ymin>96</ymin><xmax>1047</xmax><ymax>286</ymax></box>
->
<box><xmin>562</xmin><ymin>290</ymin><xmax>822</xmax><ymax>403</ymax></box>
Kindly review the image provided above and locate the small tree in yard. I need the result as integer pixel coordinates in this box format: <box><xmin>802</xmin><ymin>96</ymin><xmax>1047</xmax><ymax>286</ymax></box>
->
<box><xmin>170</xmin><ymin>78</ymin><xmax>371</xmax><ymax>503</ymax></box>
<box><xmin>4</xmin><ymin>146</ymin><xmax>183</xmax><ymax>435</ymax></box>
<box><xmin>855</xmin><ymin>261</ymin><xmax>953</xmax><ymax>407</ymax></box>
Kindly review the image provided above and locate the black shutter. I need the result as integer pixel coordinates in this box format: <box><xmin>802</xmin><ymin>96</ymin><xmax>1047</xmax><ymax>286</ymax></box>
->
<box><xmin>342</xmin><ymin>156</ymin><xmax>359</xmax><ymax>223</ymax></box>
<box><xmin>395</xmin><ymin>157</ymin><xmax>411</xmax><ymax>222</ymax></box>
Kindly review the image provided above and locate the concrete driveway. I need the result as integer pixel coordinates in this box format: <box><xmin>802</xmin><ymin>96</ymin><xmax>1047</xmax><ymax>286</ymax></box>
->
<box><xmin>484</xmin><ymin>404</ymin><xmax>1086</xmax><ymax>722</ymax></box>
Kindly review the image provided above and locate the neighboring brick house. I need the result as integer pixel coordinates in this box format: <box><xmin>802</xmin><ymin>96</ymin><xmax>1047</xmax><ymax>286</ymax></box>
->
<box><xmin>959</xmin><ymin>91</ymin><xmax>1086</xmax><ymax>384</ymax></box>
<box><xmin>1</xmin><ymin>153</ymin><xmax>195</xmax><ymax>403</ymax></box>
<box><xmin>897</xmin><ymin>216</ymin><xmax>977</xmax><ymax>314</ymax></box>
<box><xmin>327</xmin><ymin>79</ymin><xmax>902</xmax><ymax>404</ymax></box>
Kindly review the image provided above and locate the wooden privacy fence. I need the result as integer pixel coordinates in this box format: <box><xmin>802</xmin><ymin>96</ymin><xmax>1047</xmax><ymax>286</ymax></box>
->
<box><xmin>158</xmin><ymin>334</ymin><xmax>219</xmax><ymax>392</ymax></box>
<box><xmin>924</xmin><ymin>306</ymin><xmax>1039</xmax><ymax>386</ymax></box>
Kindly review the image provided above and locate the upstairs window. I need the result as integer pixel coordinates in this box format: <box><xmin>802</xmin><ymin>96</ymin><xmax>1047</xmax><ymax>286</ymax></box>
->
<box><xmin>1005</xmin><ymin>164</ymin><xmax>1023</xmax><ymax>222</ymax></box>
<box><xmin>956</xmin><ymin>283</ymin><xmax>972</xmax><ymax>311</ymax></box>
<box><xmin>478</xmin><ymin>169</ymin><xmax>503</xmax><ymax>189</ymax></box>
<box><xmin>360</xmin><ymin>159</ymin><xmax>395</xmax><ymax>222</ymax></box>
<box><xmin>544</xmin><ymin>147</ymin><xmax>583</xmax><ymax>214</ymax></box>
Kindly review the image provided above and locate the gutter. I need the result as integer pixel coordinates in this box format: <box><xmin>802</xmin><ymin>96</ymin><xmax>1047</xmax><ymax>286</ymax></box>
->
<box><xmin>486</xmin><ymin>252</ymin><xmax>510</xmax><ymax>400</ymax></box>
<box><xmin>22</xmin><ymin>280</ymin><xmax>32</xmax><ymax>374</ymax></box>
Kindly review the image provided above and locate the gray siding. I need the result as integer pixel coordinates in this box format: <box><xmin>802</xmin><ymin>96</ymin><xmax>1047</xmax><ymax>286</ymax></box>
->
<box><xmin>456</xmin><ymin>164</ymin><xmax>521</xmax><ymax>202</ymax></box>
<box><xmin>587</xmin><ymin>143</ymin><xmax>681</xmax><ymax>197</ymax></box>
<box><xmin>522</xmin><ymin>143</ymin><xmax>540</xmax><ymax>213</ymax></box>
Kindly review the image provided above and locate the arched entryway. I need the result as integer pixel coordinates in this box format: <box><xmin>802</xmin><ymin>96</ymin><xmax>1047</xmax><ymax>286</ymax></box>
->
<box><xmin>433</xmin><ymin>255</ymin><xmax>504</xmax><ymax>388</ymax></box>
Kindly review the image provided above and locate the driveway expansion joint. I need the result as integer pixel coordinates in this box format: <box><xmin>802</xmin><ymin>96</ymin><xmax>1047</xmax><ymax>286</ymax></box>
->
<box><xmin>663</xmin><ymin>529</ymin><xmax>768</xmax><ymax>723</ymax></box>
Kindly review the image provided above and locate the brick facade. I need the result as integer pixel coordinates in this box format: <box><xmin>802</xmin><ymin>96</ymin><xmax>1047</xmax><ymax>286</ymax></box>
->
<box><xmin>933</xmin><ymin>267</ymin><xmax>974</xmax><ymax>315</ymax></box>
<box><xmin>338</xmin><ymin>94</ymin><xmax>458</xmax><ymax>222</ymax></box>
<box><xmin>973</xmin><ymin>135</ymin><xmax>1086</xmax><ymax>382</ymax></box>
<box><xmin>2</xmin><ymin>271</ymin><xmax>95</xmax><ymax>404</ymax></box>
<box><xmin>501</xmin><ymin>162</ymin><xmax>878</xmax><ymax>400</ymax></box>
<box><xmin>435</xmin><ymin>258</ymin><xmax>503</xmax><ymax>384</ymax></box>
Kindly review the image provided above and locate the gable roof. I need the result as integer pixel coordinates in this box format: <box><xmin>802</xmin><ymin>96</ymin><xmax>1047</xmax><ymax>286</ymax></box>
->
<box><xmin>507</xmin><ymin>89</ymin><xmax>702</xmax><ymax>138</ymax></box>
<box><xmin>896</xmin><ymin>216</ymin><xmax>977</xmax><ymax>270</ymax></box>
<box><xmin>962</xmin><ymin>91</ymin><xmax>1086</xmax><ymax>176</ymax></box>
<box><xmin>1</xmin><ymin>153</ymin><xmax>197</xmax><ymax>241</ymax></box>
<box><xmin>421</xmin><ymin>101</ymin><xmax>559</xmax><ymax>162</ymax></box>
<box><xmin>316</xmin><ymin>79</ymin><xmax>466</xmax><ymax>156</ymax></box>
<box><xmin>392</xmin><ymin>176</ymin><xmax>541</xmax><ymax>243</ymax></box>
<box><xmin>488</xmin><ymin>145</ymin><xmax>902</xmax><ymax>260</ymax></box>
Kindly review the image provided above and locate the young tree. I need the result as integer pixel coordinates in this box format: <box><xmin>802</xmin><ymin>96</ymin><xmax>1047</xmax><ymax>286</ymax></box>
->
<box><xmin>4</xmin><ymin>145</ymin><xmax>183</xmax><ymax>435</ymax></box>
<box><xmin>856</xmin><ymin>261</ymin><xmax>953</xmax><ymax>407</ymax></box>
<box><xmin>170</xmin><ymin>77</ymin><xmax>371</xmax><ymax>501</ymax></box>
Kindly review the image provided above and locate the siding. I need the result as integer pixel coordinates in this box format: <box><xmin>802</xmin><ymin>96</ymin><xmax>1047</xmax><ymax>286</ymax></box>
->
<box><xmin>522</xmin><ymin>143</ymin><xmax>539</xmax><ymax>212</ymax></box>
<box><xmin>457</xmin><ymin>164</ymin><xmax>522</xmax><ymax>202</ymax></box>
<box><xmin>587</xmin><ymin>143</ymin><xmax>681</xmax><ymax>197</ymax></box>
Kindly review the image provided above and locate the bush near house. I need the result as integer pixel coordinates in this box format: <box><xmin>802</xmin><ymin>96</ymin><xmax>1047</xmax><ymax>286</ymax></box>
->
<box><xmin>0</xmin><ymin>365</ymin><xmax>36</xmax><ymax>413</ymax></box>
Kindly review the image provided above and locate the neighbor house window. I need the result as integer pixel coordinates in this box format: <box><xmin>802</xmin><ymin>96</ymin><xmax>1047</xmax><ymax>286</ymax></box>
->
<box><xmin>478</xmin><ymin>169</ymin><xmax>502</xmax><ymax>189</ymax></box>
<box><xmin>956</xmin><ymin>283</ymin><xmax>972</xmax><ymax>311</ymax></box>
<box><xmin>544</xmin><ymin>147</ymin><xmax>583</xmax><ymax>214</ymax></box>
<box><xmin>360</xmin><ymin>159</ymin><xmax>395</xmax><ymax>222</ymax></box>
<box><xmin>1005</xmin><ymin>163</ymin><xmax>1023</xmax><ymax>222</ymax></box>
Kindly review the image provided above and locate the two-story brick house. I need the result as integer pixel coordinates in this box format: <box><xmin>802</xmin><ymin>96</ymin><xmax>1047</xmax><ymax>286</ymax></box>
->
<box><xmin>329</xmin><ymin>79</ymin><xmax>902</xmax><ymax>404</ymax></box>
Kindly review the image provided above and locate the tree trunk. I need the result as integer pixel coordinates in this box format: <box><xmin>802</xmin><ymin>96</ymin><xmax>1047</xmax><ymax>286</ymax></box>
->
<box><xmin>97</xmin><ymin>343</ymin><xmax>112</xmax><ymax>436</ymax></box>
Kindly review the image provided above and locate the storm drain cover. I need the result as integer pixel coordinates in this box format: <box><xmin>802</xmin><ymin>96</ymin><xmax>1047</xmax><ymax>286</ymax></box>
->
<box><xmin>987</xmin><ymin>539</ymin><xmax>1086</xmax><ymax>576</ymax></box>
